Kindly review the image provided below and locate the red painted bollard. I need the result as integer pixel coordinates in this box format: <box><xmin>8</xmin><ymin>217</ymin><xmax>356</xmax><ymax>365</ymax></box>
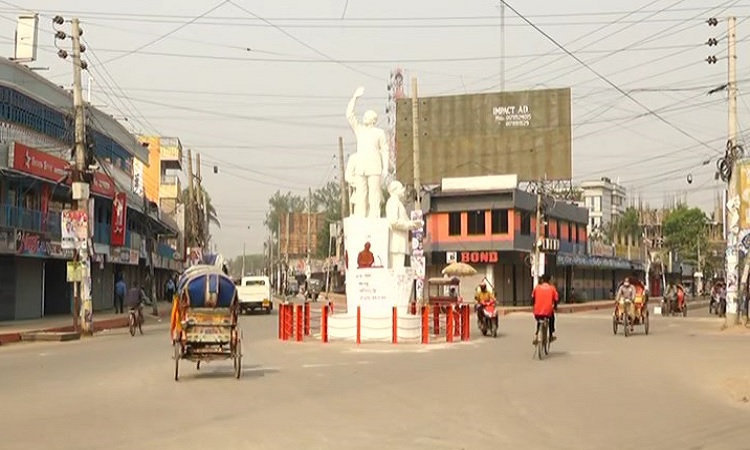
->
<box><xmin>278</xmin><ymin>303</ymin><xmax>284</xmax><ymax>340</ymax></box>
<box><xmin>446</xmin><ymin>305</ymin><xmax>454</xmax><ymax>343</ymax></box>
<box><xmin>433</xmin><ymin>305</ymin><xmax>440</xmax><ymax>335</ymax></box>
<box><xmin>295</xmin><ymin>304</ymin><xmax>303</xmax><ymax>342</ymax></box>
<box><xmin>462</xmin><ymin>305</ymin><xmax>471</xmax><ymax>341</ymax></box>
<box><xmin>392</xmin><ymin>306</ymin><xmax>398</xmax><ymax>344</ymax></box>
<box><xmin>356</xmin><ymin>305</ymin><xmax>362</xmax><ymax>345</ymax></box>
<box><xmin>321</xmin><ymin>304</ymin><xmax>329</xmax><ymax>343</ymax></box>
<box><xmin>286</xmin><ymin>303</ymin><xmax>294</xmax><ymax>340</ymax></box>
<box><xmin>454</xmin><ymin>307</ymin><xmax>461</xmax><ymax>337</ymax></box>
<box><xmin>304</xmin><ymin>302</ymin><xmax>311</xmax><ymax>336</ymax></box>
<box><xmin>421</xmin><ymin>306</ymin><xmax>429</xmax><ymax>344</ymax></box>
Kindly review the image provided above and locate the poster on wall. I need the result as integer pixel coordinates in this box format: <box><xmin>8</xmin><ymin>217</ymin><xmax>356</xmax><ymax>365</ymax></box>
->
<box><xmin>0</xmin><ymin>227</ymin><xmax>14</xmax><ymax>253</ymax></box>
<box><xmin>60</xmin><ymin>209</ymin><xmax>88</xmax><ymax>250</ymax></box>
<box><xmin>410</xmin><ymin>210</ymin><xmax>425</xmax><ymax>299</ymax></box>
<box><xmin>132</xmin><ymin>159</ymin><xmax>144</xmax><ymax>196</ymax></box>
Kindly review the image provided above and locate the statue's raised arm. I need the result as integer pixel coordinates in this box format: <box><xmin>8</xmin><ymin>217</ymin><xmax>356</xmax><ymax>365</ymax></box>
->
<box><xmin>347</xmin><ymin>87</ymin><xmax>365</xmax><ymax>130</ymax></box>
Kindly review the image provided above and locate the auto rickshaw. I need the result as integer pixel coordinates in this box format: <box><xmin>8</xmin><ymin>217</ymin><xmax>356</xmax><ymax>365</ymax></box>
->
<box><xmin>661</xmin><ymin>283</ymin><xmax>688</xmax><ymax>317</ymax></box>
<box><xmin>613</xmin><ymin>277</ymin><xmax>650</xmax><ymax>337</ymax></box>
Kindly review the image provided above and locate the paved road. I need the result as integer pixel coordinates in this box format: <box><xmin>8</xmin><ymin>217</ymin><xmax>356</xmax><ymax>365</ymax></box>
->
<box><xmin>2</xmin><ymin>306</ymin><xmax>748</xmax><ymax>450</ymax></box>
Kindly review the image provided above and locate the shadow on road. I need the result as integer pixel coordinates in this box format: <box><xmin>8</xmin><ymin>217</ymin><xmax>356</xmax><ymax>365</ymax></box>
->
<box><xmin>179</xmin><ymin>363</ymin><xmax>280</xmax><ymax>381</ymax></box>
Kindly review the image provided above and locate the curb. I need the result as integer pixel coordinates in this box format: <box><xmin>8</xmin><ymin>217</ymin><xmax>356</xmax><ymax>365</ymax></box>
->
<box><xmin>0</xmin><ymin>307</ymin><xmax>171</xmax><ymax>347</ymax></box>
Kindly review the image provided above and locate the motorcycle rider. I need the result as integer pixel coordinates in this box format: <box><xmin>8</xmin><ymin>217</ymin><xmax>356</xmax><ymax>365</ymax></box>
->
<box><xmin>474</xmin><ymin>281</ymin><xmax>494</xmax><ymax>321</ymax></box>
<box><xmin>532</xmin><ymin>273</ymin><xmax>559</xmax><ymax>344</ymax></box>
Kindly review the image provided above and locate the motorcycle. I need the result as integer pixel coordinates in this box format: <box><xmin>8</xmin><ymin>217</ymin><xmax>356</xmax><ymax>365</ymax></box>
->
<box><xmin>709</xmin><ymin>293</ymin><xmax>726</xmax><ymax>317</ymax></box>
<box><xmin>476</xmin><ymin>299</ymin><xmax>499</xmax><ymax>338</ymax></box>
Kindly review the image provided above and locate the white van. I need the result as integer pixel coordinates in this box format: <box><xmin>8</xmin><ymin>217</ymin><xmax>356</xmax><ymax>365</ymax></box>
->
<box><xmin>236</xmin><ymin>276</ymin><xmax>272</xmax><ymax>314</ymax></box>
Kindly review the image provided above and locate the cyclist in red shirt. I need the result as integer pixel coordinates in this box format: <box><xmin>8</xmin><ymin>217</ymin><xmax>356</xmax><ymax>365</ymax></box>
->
<box><xmin>532</xmin><ymin>273</ymin><xmax>559</xmax><ymax>345</ymax></box>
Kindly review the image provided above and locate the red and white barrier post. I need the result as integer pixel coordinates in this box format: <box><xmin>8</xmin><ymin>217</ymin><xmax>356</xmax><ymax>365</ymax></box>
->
<box><xmin>421</xmin><ymin>305</ymin><xmax>429</xmax><ymax>344</ymax></box>
<box><xmin>446</xmin><ymin>305</ymin><xmax>454</xmax><ymax>343</ymax></box>
<box><xmin>295</xmin><ymin>304</ymin><xmax>303</xmax><ymax>342</ymax></box>
<box><xmin>321</xmin><ymin>304</ymin><xmax>329</xmax><ymax>343</ymax></box>
<box><xmin>304</xmin><ymin>302</ymin><xmax>311</xmax><ymax>336</ymax></box>
<box><xmin>278</xmin><ymin>303</ymin><xmax>285</xmax><ymax>340</ymax></box>
<box><xmin>356</xmin><ymin>305</ymin><xmax>361</xmax><ymax>345</ymax></box>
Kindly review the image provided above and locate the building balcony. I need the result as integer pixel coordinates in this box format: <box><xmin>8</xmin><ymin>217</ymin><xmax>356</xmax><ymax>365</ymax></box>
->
<box><xmin>1</xmin><ymin>204</ymin><xmax>61</xmax><ymax>237</ymax></box>
<box><xmin>159</xmin><ymin>137</ymin><xmax>183</xmax><ymax>170</ymax></box>
<box><xmin>159</xmin><ymin>174</ymin><xmax>181</xmax><ymax>200</ymax></box>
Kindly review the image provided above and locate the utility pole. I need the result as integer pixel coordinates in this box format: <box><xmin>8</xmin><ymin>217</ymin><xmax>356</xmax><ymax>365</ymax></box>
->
<box><xmin>142</xmin><ymin>193</ymin><xmax>158</xmax><ymax>316</ymax></box>
<box><xmin>710</xmin><ymin>16</ymin><xmax>742</xmax><ymax>326</ymax></box>
<box><xmin>195</xmin><ymin>153</ymin><xmax>204</xmax><ymax>248</ymax></box>
<box><xmin>241</xmin><ymin>242</ymin><xmax>246</xmax><ymax>277</ymax></box>
<box><xmin>186</xmin><ymin>148</ymin><xmax>196</xmax><ymax>248</ymax></box>
<box><xmin>307</xmin><ymin>187</ymin><xmax>312</xmax><ymax>281</ymax></box>
<box><xmin>67</xmin><ymin>17</ymin><xmax>93</xmax><ymax>335</ymax></box>
<box><xmin>337</xmin><ymin>137</ymin><xmax>346</xmax><ymax>263</ymax></box>
<box><xmin>411</xmin><ymin>77</ymin><xmax>422</xmax><ymax>210</ymax></box>
<box><xmin>534</xmin><ymin>186</ymin><xmax>544</xmax><ymax>288</ymax></box>
<box><xmin>338</xmin><ymin>137</ymin><xmax>348</xmax><ymax>217</ymax></box>
<box><xmin>277</xmin><ymin>220</ymin><xmax>282</xmax><ymax>294</ymax></box>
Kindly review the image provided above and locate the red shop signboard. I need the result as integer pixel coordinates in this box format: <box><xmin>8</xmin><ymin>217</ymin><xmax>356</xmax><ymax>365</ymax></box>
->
<box><xmin>9</xmin><ymin>142</ymin><xmax>115</xmax><ymax>197</ymax></box>
<box><xmin>111</xmin><ymin>192</ymin><xmax>127</xmax><ymax>247</ymax></box>
<box><xmin>459</xmin><ymin>251</ymin><xmax>499</xmax><ymax>264</ymax></box>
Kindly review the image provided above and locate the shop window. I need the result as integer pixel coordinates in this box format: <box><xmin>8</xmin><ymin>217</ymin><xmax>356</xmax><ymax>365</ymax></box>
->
<box><xmin>448</xmin><ymin>212</ymin><xmax>461</xmax><ymax>236</ymax></box>
<box><xmin>520</xmin><ymin>212</ymin><xmax>532</xmax><ymax>235</ymax></box>
<box><xmin>491</xmin><ymin>209</ymin><xmax>509</xmax><ymax>234</ymax></box>
<box><xmin>467</xmin><ymin>210</ymin><xmax>485</xmax><ymax>235</ymax></box>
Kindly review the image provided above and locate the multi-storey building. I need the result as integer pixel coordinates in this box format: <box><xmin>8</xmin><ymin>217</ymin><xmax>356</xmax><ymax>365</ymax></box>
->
<box><xmin>0</xmin><ymin>58</ymin><xmax>180</xmax><ymax>321</ymax></box>
<box><xmin>580</xmin><ymin>177</ymin><xmax>627</xmax><ymax>235</ymax></box>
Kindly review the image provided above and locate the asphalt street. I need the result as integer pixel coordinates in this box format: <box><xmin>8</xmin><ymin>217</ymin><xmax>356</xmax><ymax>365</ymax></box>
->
<box><xmin>1</xmin><ymin>302</ymin><xmax>748</xmax><ymax>450</ymax></box>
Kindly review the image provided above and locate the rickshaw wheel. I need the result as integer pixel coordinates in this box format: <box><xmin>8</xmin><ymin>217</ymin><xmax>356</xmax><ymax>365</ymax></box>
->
<box><xmin>682</xmin><ymin>304</ymin><xmax>688</xmax><ymax>317</ymax></box>
<box><xmin>173</xmin><ymin>343</ymin><xmax>181</xmax><ymax>381</ymax></box>
<box><xmin>612</xmin><ymin>315</ymin><xmax>618</xmax><ymax>335</ymax></box>
<box><xmin>644</xmin><ymin>312</ymin><xmax>650</xmax><ymax>335</ymax></box>
<box><xmin>623</xmin><ymin>314</ymin><xmax>630</xmax><ymax>337</ymax></box>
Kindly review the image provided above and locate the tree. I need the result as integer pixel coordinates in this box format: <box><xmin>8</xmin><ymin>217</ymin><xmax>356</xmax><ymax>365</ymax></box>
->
<box><xmin>609</xmin><ymin>207</ymin><xmax>642</xmax><ymax>242</ymax></box>
<box><xmin>662</xmin><ymin>205</ymin><xmax>708</xmax><ymax>264</ymax></box>
<box><xmin>180</xmin><ymin>186</ymin><xmax>220</xmax><ymax>228</ymax></box>
<box><xmin>313</xmin><ymin>181</ymin><xmax>342</xmax><ymax>257</ymax></box>
<box><xmin>264</xmin><ymin>190</ymin><xmax>306</xmax><ymax>237</ymax></box>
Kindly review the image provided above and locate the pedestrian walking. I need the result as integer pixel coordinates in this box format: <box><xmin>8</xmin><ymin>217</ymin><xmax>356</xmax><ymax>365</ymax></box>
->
<box><xmin>114</xmin><ymin>277</ymin><xmax>126</xmax><ymax>314</ymax></box>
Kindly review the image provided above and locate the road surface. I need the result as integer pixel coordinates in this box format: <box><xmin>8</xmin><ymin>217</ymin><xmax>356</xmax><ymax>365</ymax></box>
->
<box><xmin>1</xmin><ymin>303</ymin><xmax>748</xmax><ymax>450</ymax></box>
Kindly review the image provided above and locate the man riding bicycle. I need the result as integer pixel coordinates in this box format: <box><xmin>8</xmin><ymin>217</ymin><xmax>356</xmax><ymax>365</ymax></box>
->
<box><xmin>125</xmin><ymin>283</ymin><xmax>145</xmax><ymax>324</ymax></box>
<box><xmin>532</xmin><ymin>273</ymin><xmax>559</xmax><ymax>345</ymax></box>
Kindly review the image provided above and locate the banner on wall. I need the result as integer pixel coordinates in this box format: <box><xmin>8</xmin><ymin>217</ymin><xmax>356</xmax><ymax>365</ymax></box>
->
<box><xmin>111</xmin><ymin>192</ymin><xmax>127</xmax><ymax>247</ymax></box>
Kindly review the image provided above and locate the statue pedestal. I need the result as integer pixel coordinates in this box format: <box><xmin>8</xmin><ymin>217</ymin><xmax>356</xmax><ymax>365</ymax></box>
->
<box><xmin>329</xmin><ymin>216</ymin><xmax>418</xmax><ymax>341</ymax></box>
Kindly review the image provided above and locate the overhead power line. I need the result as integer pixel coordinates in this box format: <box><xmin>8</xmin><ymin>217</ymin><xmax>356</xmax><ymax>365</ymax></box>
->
<box><xmin>499</xmin><ymin>0</ymin><xmax>719</xmax><ymax>154</ymax></box>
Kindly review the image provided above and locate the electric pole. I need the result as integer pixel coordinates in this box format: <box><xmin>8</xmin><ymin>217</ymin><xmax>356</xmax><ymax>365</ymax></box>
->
<box><xmin>277</xmin><ymin>220</ymin><xmax>282</xmax><ymax>294</ymax></box>
<box><xmin>709</xmin><ymin>16</ymin><xmax>741</xmax><ymax>326</ymax></box>
<box><xmin>338</xmin><ymin>137</ymin><xmax>348</xmax><ymax>217</ymax></box>
<box><xmin>241</xmin><ymin>242</ymin><xmax>246</xmax><ymax>277</ymax></box>
<box><xmin>337</xmin><ymin>137</ymin><xmax>347</xmax><ymax>263</ymax></box>
<box><xmin>195</xmin><ymin>153</ymin><xmax>205</xmax><ymax>248</ymax></box>
<box><xmin>411</xmin><ymin>77</ymin><xmax>422</xmax><ymax>210</ymax></box>
<box><xmin>186</xmin><ymin>148</ymin><xmax>196</xmax><ymax>248</ymax></box>
<box><xmin>56</xmin><ymin>16</ymin><xmax>93</xmax><ymax>335</ymax></box>
<box><xmin>307</xmin><ymin>187</ymin><xmax>312</xmax><ymax>281</ymax></box>
<box><xmin>534</xmin><ymin>186</ymin><xmax>544</xmax><ymax>288</ymax></box>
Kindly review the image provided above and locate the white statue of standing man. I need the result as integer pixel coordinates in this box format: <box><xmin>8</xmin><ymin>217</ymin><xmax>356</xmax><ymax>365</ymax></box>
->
<box><xmin>386</xmin><ymin>180</ymin><xmax>423</xmax><ymax>269</ymax></box>
<box><xmin>346</xmin><ymin>87</ymin><xmax>389</xmax><ymax>218</ymax></box>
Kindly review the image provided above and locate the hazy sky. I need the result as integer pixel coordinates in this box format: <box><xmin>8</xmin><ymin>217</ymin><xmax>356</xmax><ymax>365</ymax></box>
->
<box><xmin>0</xmin><ymin>0</ymin><xmax>747</xmax><ymax>256</ymax></box>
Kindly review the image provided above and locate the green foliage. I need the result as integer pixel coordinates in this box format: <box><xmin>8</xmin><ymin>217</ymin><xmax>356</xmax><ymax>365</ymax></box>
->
<box><xmin>662</xmin><ymin>205</ymin><xmax>708</xmax><ymax>263</ymax></box>
<box><xmin>265</xmin><ymin>182</ymin><xmax>342</xmax><ymax>258</ymax></box>
<box><xmin>180</xmin><ymin>186</ymin><xmax>220</xmax><ymax>228</ymax></box>
<box><xmin>607</xmin><ymin>207</ymin><xmax>642</xmax><ymax>242</ymax></box>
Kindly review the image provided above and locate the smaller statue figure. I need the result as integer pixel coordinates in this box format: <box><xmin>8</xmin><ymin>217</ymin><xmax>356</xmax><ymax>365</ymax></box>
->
<box><xmin>385</xmin><ymin>181</ymin><xmax>423</xmax><ymax>269</ymax></box>
<box><xmin>345</xmin><ymin>152</ymin><xmax>367</xmax><ymax>217</ymax></box>
<box><xmin>357</xmin><ymin>242</ymin><xmax>375</xmax><ymax>268</ymax></box>
<box><xmin>346</xmin><ymin>86</ymin><xmax>389</xmax><ymax>218</ymax></box>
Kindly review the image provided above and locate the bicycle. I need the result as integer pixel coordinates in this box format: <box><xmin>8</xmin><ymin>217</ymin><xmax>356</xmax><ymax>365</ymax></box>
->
<box><xmin>128</xmin><ymin>305</ymin><xmax>144</xmax><ymax>336</ymax></box>
<box><xmin>535</xmin><ymin>317</ymin><xmax>552</xmax><ymax>360</ymax></box>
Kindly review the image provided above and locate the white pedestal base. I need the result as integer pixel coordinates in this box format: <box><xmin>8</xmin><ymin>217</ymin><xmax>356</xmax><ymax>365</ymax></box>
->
<box><xmin>328</xmin><ymin>312</ymin><xmax>421</xmax><ymax>342</ymax></box>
